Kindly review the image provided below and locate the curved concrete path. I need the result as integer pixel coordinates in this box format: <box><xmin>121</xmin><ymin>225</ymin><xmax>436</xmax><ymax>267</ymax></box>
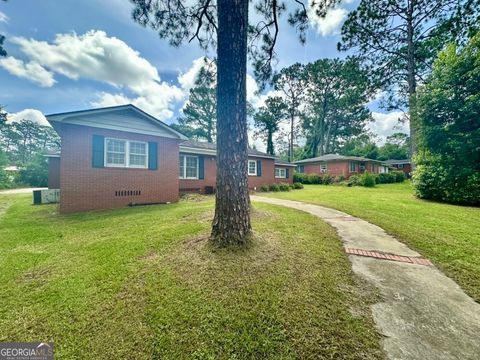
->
<box><xmin>252</xmin><ymin>196</ymin><xmax>480</xmax><ymax>360</ymax></box>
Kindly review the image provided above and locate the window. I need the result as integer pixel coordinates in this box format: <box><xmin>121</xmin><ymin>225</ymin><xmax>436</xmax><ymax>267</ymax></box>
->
<box><xmin>248</xmin><ymin>160</ymin><xmax>257</xmax><ymax>176</ymax></box>
<box><xmin>372</xmin><ymin>163</ymin><xmax>376</xmax><ymax>172</ymax></box>
<box><xmin>129</xmin><ymin>141</ymin><xmax>147</xmax><ymax>168</ymax></box>
<box><xmin>349</xmin><ymin>162</ymin><xmax>357</xmax><ymax>172</ymax></box>
<box><xmin>359</xmin><ymin>162</ymin><xmax>366</xmax><ymax>171</ymax></box>
<box><xmin>105</xmin><ymin>138</ymin><xmax>148</xmax><ymax>168</ymax></box>
<box><xmin>320</xmin><ymin>163</ymin><xmax>327</xmax><ymax>173</ymax></box>
<box><xmin>179</xmin><ymin>155</ymin><xmax>199</xmax><ymax>179</ymax></box>
<box><xmin>296</xmin><ymin>165</ymin><xmax>304</xmax><ymax>173</ymax></box>
<box><xmin>275</xmin><ymin>167</ymin><xmax>286</xmax><ymax>178</ymax></box>
<box><xmin>398</xmin><ymin>164</ymin><xmax>404</xmax><ymax>169</ymax></box>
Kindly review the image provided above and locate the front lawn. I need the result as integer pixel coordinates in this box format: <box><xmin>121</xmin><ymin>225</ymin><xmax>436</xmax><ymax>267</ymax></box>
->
<box><xmin>0</xmin><ymin>194</ymin><xmax>383</xmax><ymax>359</ymax></box>
<box><xmin>261</xmin><ymin>182</ymin><xmax>480</xmax><ymax>302</ymax></box>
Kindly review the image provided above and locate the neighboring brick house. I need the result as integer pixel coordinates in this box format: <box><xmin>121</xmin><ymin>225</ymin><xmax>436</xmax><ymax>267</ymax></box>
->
<box><xmin>46</xmin><ymin>104</ymin><xmax>188</xmax><ymax>213</ymax></box>
<box><xmin>385</xmin><ymin>159</ymin><xmax>412</xmax><ymax>177</ymax></box>
<box><xmin>295</xmin><ymin>154</ymin><xmax>389</xmax><ymax>178</ymax></box>
<box><xmin>178</xmin><ymin>140</ymin><xmax>294</xmax><ymax>193</ymax></box>
<box><xmin>274</xmin><ymin>159</ymin><xmax>295</xmax><ymax>185</ymax></box>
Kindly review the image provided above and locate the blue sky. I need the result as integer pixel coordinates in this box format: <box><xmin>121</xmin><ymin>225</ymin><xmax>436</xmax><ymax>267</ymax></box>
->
<box><xmin>0</xmin><ymin>0</ymin><xmax>407</xmax><ymax>144</ymax></box>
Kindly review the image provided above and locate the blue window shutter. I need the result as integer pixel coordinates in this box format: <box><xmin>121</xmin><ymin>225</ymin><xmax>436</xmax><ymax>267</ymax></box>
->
<box><xmin>257</xmin><ymin>160</ymin><xmax>262</xmax><ymax>176</ymax></box>
<box><xmin>148</xmin><ymin>142</ymin><xmax>158</xmax><ymax>170</ymax></box>
<box><xmin>286</xmin><ymin>168</ymin><xmax>289</xmax><ymax>178</ymax></box>
<box><xmin>92</xmin><ymin>135</ymin><xmax>105</xmax><ymax>168</ymax></box>
<box><xmin>198</xmin><ymin>155</ymin><xmax>204</xmax><ymax>179</ymax></box>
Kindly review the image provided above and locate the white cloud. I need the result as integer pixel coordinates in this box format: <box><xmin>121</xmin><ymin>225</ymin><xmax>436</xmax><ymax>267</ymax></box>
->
<box><xmin>7</xmin><ymin>109</ymin><xmax>49</xmax><ymax>127</ymax></box>
<box><xmin>178</xmin><ymin>57</ymin><xmax>209</xmax><ymax>90</ymax></box>
<box><xmin>0</xmin><ymin>56</ymin><xmax>55</xmax><ymax>87</ymax></box>
<box><xmin>3</xmin><ymin>30</ymin><xmax>184</xmax><ymax>120</ymax></box>
<box><xmin>370</xmin><ymin>111</ymin><xmax>409</xmax><ymax>144</ymax></box>
<box><xmin>308</xmin><ymin>0</ymin><xmax>351</xmax><ymax>36</ymax></box>
<box><xmin>0</xmin><ymin>11</ymin><xmax>8</xmax><ymax>23</ymax></box>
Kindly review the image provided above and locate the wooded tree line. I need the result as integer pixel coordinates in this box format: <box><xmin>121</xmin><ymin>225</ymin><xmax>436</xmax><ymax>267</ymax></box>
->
<box><xmin>0</xmin><ymin>109</ymin><xmax>60</xmax><ymax>188</ymax></box>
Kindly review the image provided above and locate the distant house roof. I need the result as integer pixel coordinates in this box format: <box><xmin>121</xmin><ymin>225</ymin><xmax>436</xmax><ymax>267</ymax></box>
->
<box><xmin>46</xmin><ymin>104</ymin><xmax>188</xmax><ymax>140</ymax></box>
<box><xmin>274</xmin><ymin>158</ymin><xmax>296</xmax><ymax>167</ymax></box>
<box><xmin>295</xmin><ymin>154</ymin><xmax>384</xmax><ymax>164</ymax></box>
<box><xmin>385</xmin><ymin>159</ymin><xmax>411</xmax><ymax>165</ymax></box>
<box><xmin>179</xmin><ymin>140</ymin><xmax>275</xmax><ymax>159</ymax></box>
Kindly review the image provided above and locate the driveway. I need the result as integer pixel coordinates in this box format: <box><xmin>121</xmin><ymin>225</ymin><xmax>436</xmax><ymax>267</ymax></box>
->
<box><xmin>252</xmin><ymin>195</ymin><xmax>480</xmax><ymax>360</ymax></box>
<box><xmin>0</xmin><ymin>187</ymin><xmax>47</xmax><ymax>195</ymax></box>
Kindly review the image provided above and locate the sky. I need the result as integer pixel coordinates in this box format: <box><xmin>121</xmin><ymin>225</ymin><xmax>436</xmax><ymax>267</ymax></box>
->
<box><xmin>0</xmin><ymin>0</ymin><xmax>408</xmax><ymax>147</ymax></box>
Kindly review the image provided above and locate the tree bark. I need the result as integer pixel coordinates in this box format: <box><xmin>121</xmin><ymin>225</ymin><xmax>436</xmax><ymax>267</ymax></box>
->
<box><xmin>406</xmin><ymin>0</ymin><xmax>417</xmax><ymax>160</ymax></box>
<box><xmin>211</xmin><ymin>0</ymin><xmax>251</xmax><ymax>246</ymax></box>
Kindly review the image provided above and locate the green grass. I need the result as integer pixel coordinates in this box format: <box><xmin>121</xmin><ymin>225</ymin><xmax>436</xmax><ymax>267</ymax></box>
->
<box><xmin>261</xmin><ymin>182</ymin><xmax>480</xmax><ymax>302</ymax></box>
<box><xmin>0</xmin><ymin>194</ymin><xmax>383</xmax><ymax>359</ymax></box>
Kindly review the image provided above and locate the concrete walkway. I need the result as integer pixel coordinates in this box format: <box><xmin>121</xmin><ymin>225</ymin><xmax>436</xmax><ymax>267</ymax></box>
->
<box><xmin>0</xmin><ymin>187</ymin><xmax>46</xmax><ymax>195</ymax></box>
<box><xmin>252</xmin><ymin>196</ymin><xmax>480</xmax><ymax>360</ymax></box>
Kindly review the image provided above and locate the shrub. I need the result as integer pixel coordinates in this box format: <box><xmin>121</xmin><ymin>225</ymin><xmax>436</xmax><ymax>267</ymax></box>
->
<box><xmin>293</xmin><ymin>172</ymin><xmax>308</xmax><ymax>184</ymax></box>
<box><xmin>293</xmin><ymin>182</ymin><xmax>304</xmax><ymax>189</ymax></box>
<box><xmin>376</xmin><ymin>172</ymin><xmax>396</xmax><ymax>184</ymax></box>
<box><xmin>278</xmin><ymin>183</ymin><xmax>290</xmax><ymax>191</ymax></box>
<box><xmin>347</xmin><ymin>175</ymin><xmax>360</xmax><ymax>187</ymax></box>
<box><xmin>334</xmin><ymin>175</ymin><xmax>345</xmax><ymax>183</ymax></box>
<box><xmin>269</xmin><ymin>183</ymin><xmax>280</xmax><ymax>192</ymax></box>
<box><xmin>359</xmin><ymin>172</ymin><xmax>376</xmax><ymax>187</ymax></box>
<box><xmin>322</xmin><ymin>174</ymin><xmax>334</xmax><ymax>185</ymax></box>
<box><xmin>391</xmin><ymin>170</ymin><xmax>406</xmax><ymax>182</ymax></box>
<box><xmin>259</xmin><ymin>184</ymin><xmax>269</xmax><ymax>192</ymax></box>
<box><xmin>307</xmin><ymin>173</ymin><xmax>322</xmax><ymax>184</ymax></box>
<box><xmin>413</xmin><ymin>155</ymin><xmax>480</xmax><ymax>205</ymax></box>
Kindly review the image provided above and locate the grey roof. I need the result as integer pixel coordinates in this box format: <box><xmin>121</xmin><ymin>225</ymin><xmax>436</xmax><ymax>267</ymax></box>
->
<box><xmin>385</xmin><ymin>159</ymin><xmax>411</xmax><ymax>165</ymax></box>
<box><xmin>180</xmin><ymin>140</ymin><xmax>275</xmax><ymax>158</ymax></box>
<box><xmin>46</xmin><ymin>104</ymin><xmax>188</xmax><ymax>140</ymax></box>
<box><xmin>274</xmin><ymin>158</ymin><xmax>296</xmax><ymax>167</ymax></box>
<box><xmin>295</xmin><ymin>154</ymin><xmax>384</xmax><ymax>164</ymax></box>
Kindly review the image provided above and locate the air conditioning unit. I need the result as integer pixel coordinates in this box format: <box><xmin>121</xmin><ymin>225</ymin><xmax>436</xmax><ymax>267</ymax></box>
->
<box><xmin>33</xmin><ymin>189</ymin><xmax>60</xmax><ymax>205</ymax></box>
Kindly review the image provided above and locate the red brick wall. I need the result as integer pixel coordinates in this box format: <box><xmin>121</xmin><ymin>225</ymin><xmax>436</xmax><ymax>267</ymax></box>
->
<box><xmin>179</xmin><ymin>153</ymin><xmax>216</xmax><ymax>193</ymax></box>
<box><xmin>273</xmin><ymin>166</ymin><xmax>294</xmax><ymax>184</ymax></box>
<box><xmin>179</xmin><ymin>154</ymin><xmax>276</xmax><ymax>193</ymax></box>
<box><xmin>300</xmin><ymin>160</ymin><xmax>384</xmax><ymax>178</ymax></box>
<box><xmin>391</xmin><ymin>163</ymin><xmax>412</xmax><ymax>176</ymax></box>
<box><xmin>58</xmin><ymin>123</ymin><xmax>180</xmax><ymax>213</ymax></box>
<box><xmin>48</xmin><ymin>157</ymin><xmax>60</xmax><ymax>189</ymax></box>
<box><xmin>248</xmin><ymin>156</ymin><xmax>275</xmax><ymax>189</ymax></box>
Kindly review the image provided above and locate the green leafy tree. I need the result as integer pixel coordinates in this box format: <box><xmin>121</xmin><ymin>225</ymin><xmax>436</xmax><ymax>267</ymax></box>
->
<box><xmin>302</xmin><ymin>57</ymin><xmax>374</xmax><ymax>157</ymax></box>
<box><xmin>131</xmin><ymin>0</ymin><xmax>338</xmax><ymax>246</ymax></box>
<box><xmin>273</xmin><ymin>63</ymin><xmax>306</xmax><ymax>162</ymax></box>
<box><xmin>340</xmin><ymin>135</ymin><xmax>379</xmax><ymax>159</ymax></box>
<box><xmin>253</xmin><ymin>96</ymin><xmax>287</xmax><ymax>155</ymax></box>
<box><xmin>17</xmin><ymin>153</ymin><xmax>48</xmax><ymax>187</ymax></box>
<box><xmin>175</xmin><ymin>86</ymin><xmax>217</xmax><ymax>143</ymax></box>
<box><xmin>413</xmin><ymin>33</ymin><xmax>480</xmax><ymax>205</ymax></box>
<box><xmin>338</xmin><ymin>0</ymin><xmax>479</xmax><ymax>156</ymax></box>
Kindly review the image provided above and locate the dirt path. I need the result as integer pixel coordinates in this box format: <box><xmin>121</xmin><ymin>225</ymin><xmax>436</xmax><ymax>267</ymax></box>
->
<box><xmin>252</xmin><ymin>196</ymin><xmax>480</xmax><ymax>360</ymax></box>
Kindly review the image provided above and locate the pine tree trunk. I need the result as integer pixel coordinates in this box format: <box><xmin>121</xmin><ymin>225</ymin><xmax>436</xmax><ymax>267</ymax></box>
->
<box><xmin>267</xmin><ymin>130</ymin><xmax>274</xmax><ymax>155</ymax></box>
<box><xmin>406</xmin><ymin>1</ymin><xmax>417</xmax><ymax>161</ymax></box>
<box><xmin>211</xmin><ymin>0</ymin><xmax>251</xmax><ymax>246</ymax></box>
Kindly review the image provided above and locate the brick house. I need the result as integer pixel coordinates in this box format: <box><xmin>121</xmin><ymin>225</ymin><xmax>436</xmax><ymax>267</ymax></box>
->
<box><xmin>295</xmin><ymin>154</ymin><xmax>389</xmax><ymax>178</ymax></box>
<box><xmin>47</xmin><ymin>105</ymin><xmax>295</xmax><ymax>212</ymax></box>
<box><xmin>178</xmin><ymin>140</ymin><xmax>294</xmax><ymax>194</ymax></box>
<box><xmin>385</xmin><ymin>159</ymin><xmax>412</xmax><ymax>177</ymax></box>
<box><xmin>46</xmin><ymin>104</ymin><xmax>188</xmax><ymax>213</ymax></box>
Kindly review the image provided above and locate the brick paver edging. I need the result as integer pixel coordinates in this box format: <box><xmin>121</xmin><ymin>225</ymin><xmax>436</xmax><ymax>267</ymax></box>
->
<box><xmin>345</xmin><ymin>248</ymin><xmax>433</xmax><ymax>266</ymax></box>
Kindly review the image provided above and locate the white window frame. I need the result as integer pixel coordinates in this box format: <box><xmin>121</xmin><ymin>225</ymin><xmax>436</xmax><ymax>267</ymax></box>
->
<box><xmin>104</xmin><ymin>137</ymin><xmax>148</xmax><ymax>169</ymax></box>
<box><xmin>398</xmin><ymin>164</ymin><xmax>404</xmax><ymax>169</ymax></box>
<box><xmin>275</xmin><ymin>167</ymin><xmax>286</xmax><ymax>178</ymax></box>
<box><xmin>349</xmin><ymin>162</ymin><xmax>357</xmax><ymax>172</ymax></box>
<box><xmin>248</xmin><ymin>160</ymin><xmax>257</xmax><ymax>176</ymax></box>
<box><xmin>179</xmin><ymin>154</ymin><xmax>199</xmax><ymax>179</ymax></box>
<box><xmin>320</xmin><ymin>163</ymin><xmax>328</xmax><ymax>173</ymax></box>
